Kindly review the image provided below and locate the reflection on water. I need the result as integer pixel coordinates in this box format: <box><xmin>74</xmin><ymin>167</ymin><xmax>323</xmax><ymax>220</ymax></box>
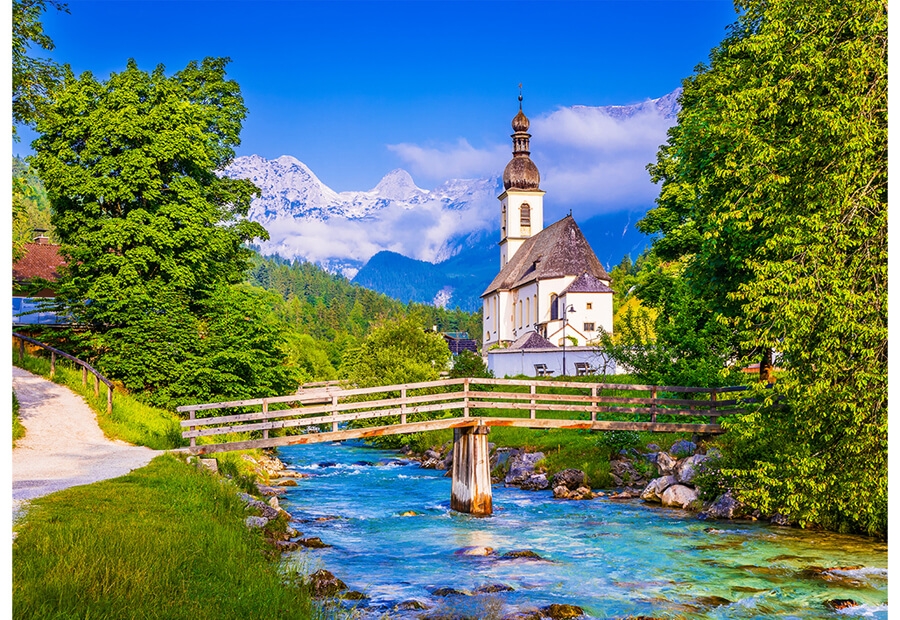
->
<box><xmin>277</xmin><ymin>442</ymin><xmax>888</xmax><ymax>619</ymax></box>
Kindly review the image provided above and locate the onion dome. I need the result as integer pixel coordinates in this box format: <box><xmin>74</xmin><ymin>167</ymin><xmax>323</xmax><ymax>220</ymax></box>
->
<box><xmin>503</xmin><ymin>92</ymin><xmax>540</xmax><ymax>190</ymax></box>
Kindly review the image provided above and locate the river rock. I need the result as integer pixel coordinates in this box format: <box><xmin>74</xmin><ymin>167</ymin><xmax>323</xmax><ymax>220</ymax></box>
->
<box><xmin>505</xmin><ymin>451</ymin><xmax>545</xmax><ymax>485</ymax></box>
<box><xmin>454</xmin><ymin>546</ymin><xmax>495</xmax><ymax>556</ymax></box>
<box><xmin>554</xmin><ymin>485</ymin><xmax>594</xmax><ymax>500</ymax></box>
<box><xmin>256</xmin><ymin>483</ymin><xmax>286</xmax><ymax>497</ymax></box>
<box><xmin>297</xmin><ymin>537</ymin><xmax>330</xmax><ymax>548</ymax></box>
<box><xmin>395</xmin><ymin>600</ymin><xmax>429</xmax><ymax>611</ymax></box>
<box><xmin>610</xmin><ymin>460</ymin><xmax>645</xmax><ymax>487</ymax></box>
<box><xmin>475</xmin><ymin>583</ymin><xmax>514</xmax><ymax>593</ymax></box>
<box><xmin>700</xmin><ymin>491</ymin><xmax>743</xmax><ymax>519</ymax></box>
<box><xmin>674</xmin><ymin>454</ymin><xmax>709</xmax><ymax>485</ymax></box>
<box><xmin>244</xmin><ymin>498</ymin><xmax>279</xmax><ymax>520</ymax></box>
<box><xmin>770</xmin><ymin>513</ymin><xmax>791</xmax><ymax>526</ymax></box>
<box><xmin>502</xmin><ymin>550</ymin><xmax>545</xmax><ymax>560</ymax></box>
<box><xmin>669</xmin><ymin>440</ymin><xmax>697</xmax><ymax>457</ymax></box>
<box><xmin>274</xmin><ymin>539</ymin><xmax>302</xmax><ymax>552</ymax></box>
<box><xmin>273</xmin><ymin>478</ymin><xmax>298</xmax><ymax>487</ymax></box>
<box><xmin>501</xmin><ymin>610</ymin><xmax>542</xmax><ymax>620</ymax></box>
<box><xmin>424</xmin><ymin>448</ymin><xmax>442</xmax><ymax>460</ymax></box>
<box><xmin>551</xmin><ymin>469</ymin><xmax>586</xmax><ymax>490</ymax></box>
<box><xmin>431</xmin><ymin>587</ymin><xmax>467</xmax><ymax>597</ymax></box>
<box><xmin>244</xmin><ymin>515</ymin><xmax>268</xmax><ymax>529</ymax></box>
<box><xmin>520</xmin><ymin>473</ymin><xmax>550</xmax><ymax>490</ymax></box>
<box><xmin>641</xmin><ymin>476</ymin><xmax>677</xmax><ymax>503</ymax></box>
<box><xmin>660</xmin><ymin>484</ymin><xmax>699</xmax><ymax>509</ymax></box>
<box><xmin>825</xmin><ymin>599</ymin><xmax>861</xmax><ymax>611</ymax></box>
<box><xmin>655</xmin><ymin>451</ymin><xmax>677</xmax><ymax>476</ymax></box>
<box><xmin>540</xmin><ymin>603</ymin><xmax>585</xmax><ymax>619</ymax></box>
<box><xmin>307</xmin><ymin>569</ymin><xmax>348</xmax><ymax>598</ymax></box>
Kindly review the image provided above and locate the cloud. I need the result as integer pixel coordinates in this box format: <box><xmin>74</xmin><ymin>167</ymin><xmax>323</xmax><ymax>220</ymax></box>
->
<box><xmin>387</xmin><ymin>139</ymin><xmax>508</xmax><ymax>183</ymax></box>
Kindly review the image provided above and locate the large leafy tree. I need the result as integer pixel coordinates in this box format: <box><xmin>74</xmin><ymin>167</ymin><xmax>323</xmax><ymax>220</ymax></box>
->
<box><xmin>31</xmin><ymin>58</ymin><xmax>284</xmax><ymax>406</ymax></box>
<box><xmin>640</xmin><ymin>0</ymin><xmax>886</xmax><ymax>535</ymax></box>
<box><xmin>12</xmin><ymin>0</ymin><xmax>67</xmax><ymax>136</ymax></box>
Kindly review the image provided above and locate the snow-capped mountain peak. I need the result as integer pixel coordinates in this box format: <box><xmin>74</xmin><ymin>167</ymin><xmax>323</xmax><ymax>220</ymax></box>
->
<box><xmin>373</xmin><ymin>169</ymin><xmax>428</xmax><ymax>201</ymax></box>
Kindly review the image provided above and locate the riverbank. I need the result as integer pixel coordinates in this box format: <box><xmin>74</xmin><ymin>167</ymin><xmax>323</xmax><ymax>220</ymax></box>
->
<box><xmin>12</xmin><ymin>453</ymin><xmax>322</xmax><ymax>619</ymax></box>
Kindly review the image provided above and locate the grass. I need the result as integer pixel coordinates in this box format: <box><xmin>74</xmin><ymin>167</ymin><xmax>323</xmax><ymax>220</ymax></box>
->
<box><xmin>13</xmin><ymin>348</ymin><xmax>184</xmax><ymax>450</ymax></box>
<box><xmin>13</xmin><ymin>453</ymin><xmax>323</xmax><ymax>620</ymax></box>
<box><xmin>13</xmin><ymin>391</ymin><xmax>25</xmax><ymax>446</ymax></box>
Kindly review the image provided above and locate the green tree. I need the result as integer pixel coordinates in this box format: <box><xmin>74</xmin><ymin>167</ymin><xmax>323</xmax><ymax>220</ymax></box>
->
<box><xmin>31</xmin><ymin>58</ymin><xmax>273</xmax><ymax>404</ymax></box>
<box><xmin>12</xmin><ymin>0</ymin><xmax>67</xmax><ymax>136</ymax></box>
<box><xmin>641</xmin><ymin>0</ymin><xmax>886</xmax><ymax>535</ymax></box>
<box><xmin>449</xmin><ymin>349</ymin><xmax>492</xmax><ymax>379</ymax></box>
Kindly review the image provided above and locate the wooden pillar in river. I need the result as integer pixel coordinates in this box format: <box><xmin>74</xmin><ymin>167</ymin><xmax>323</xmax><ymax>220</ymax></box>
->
<box><xmin>450</xmin><ymin>423</ymin><xmax>493</xmax><ymax>516</ymax></box>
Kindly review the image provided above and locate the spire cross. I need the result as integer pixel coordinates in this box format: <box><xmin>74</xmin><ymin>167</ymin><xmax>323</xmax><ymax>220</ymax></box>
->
<box><xmin>518</xmin><ymin>83</ymin><xmax>523</xmax><ymax>109</ymax></box>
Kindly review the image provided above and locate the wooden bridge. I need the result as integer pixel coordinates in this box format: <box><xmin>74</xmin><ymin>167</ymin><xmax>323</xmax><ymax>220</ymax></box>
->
<box><xmin>177</xmin><ymin>378</ymin><xmax>751</xmax><ymax>516</ymax></box>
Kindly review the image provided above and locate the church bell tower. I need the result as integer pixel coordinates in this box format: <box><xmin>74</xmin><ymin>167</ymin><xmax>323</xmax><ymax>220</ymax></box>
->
<box><xmin>499</xmin><ymin>90</ymin><xmax>545</xmax><ymax>268</ymax></box>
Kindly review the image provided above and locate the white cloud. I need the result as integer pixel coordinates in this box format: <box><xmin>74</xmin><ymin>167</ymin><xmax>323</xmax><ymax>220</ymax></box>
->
<box><xmin>387</xmin><ymin>139</ymin><xmax>508</xmax><ymax>183</ymax></box>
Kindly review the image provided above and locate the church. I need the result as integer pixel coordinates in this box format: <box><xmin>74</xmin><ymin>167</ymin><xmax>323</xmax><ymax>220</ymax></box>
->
<box><xmin>482</xmin><ymin>95</ymin><xmax>615</xmax><ymax>377</ymax></box>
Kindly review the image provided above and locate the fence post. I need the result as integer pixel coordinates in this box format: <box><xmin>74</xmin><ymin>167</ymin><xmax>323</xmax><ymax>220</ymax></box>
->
<box><xmin>18</xmin><ymin>337</ymin><xmax>24</xmax><ymax>363</ymax></box>
<box><xmin>262</xmin><ymin>399</ymin><xmax>269</xmax><ymax>440</ymax></box>
<box><xmin>50</xmin><ymin>351</ymin><xmax>56</xmax><ymax>378</ymax></box>
<box><xmin>651</xmin><ymin>387</ymin><xmax>658</xmax><ymax>423</ymax></box>
<box><xmin>710</xmin><ymin>388</ymin><xmax>718</xmax><ymax>424</ymax></box>
<box><xmin>93</xmin><ymin>373</ymin><xmax>99</xmax><ymax>397</ymax></box>
<box><xmin>107</xmin><ymin>383</ymin><xmax>113</xmax><ymax>415</ymax></box>
<box><xmin>331</xmin><ymin>394</ymin><xmax>339</xmax><ymax>432</ymax></box>
<box><xmin>530</xmin><ymin>383</ymin><xmax>536</xmax><ymax>420</ymax></box>
<box><xmin>463</xmin><ymin>378</ymin><xmax>470</xmax><ymax>418</ymax></box>
<box><xmin>189</xmin><ymin>409</ymin><xmax>197</xmax><ymax>449</ymax></box>
<box><xmin>401</xmin><ymin>387</ymin><xmax>407</xmax><ymax>425</ymax></box>
<box><xmin>591</xmin><ymin>385</ymin><xmax>597</xmax><ymax>422</ymax></box>
<box><xmin>82</xmin><ymin>365</ymin><xmax>87</xmax><ymax>386</ymax></box>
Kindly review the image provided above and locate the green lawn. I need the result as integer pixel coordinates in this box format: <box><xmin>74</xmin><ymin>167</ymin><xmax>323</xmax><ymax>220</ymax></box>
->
<box><xmin>13</xmin><ymin>454</ymin><xmax>321</xmax><ymax>620</ymax></box>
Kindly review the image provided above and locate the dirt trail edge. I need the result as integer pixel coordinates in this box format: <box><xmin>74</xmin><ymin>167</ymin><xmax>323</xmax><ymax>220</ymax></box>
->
<box><xmin>12</xmin><ymin>366</ymin><xmax>161</xmax><ymax>523</ymax></box>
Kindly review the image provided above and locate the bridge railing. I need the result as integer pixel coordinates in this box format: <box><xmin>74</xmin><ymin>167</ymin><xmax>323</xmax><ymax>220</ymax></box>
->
<box><xmin>13</xmin><ymin>331</ymin><xmax>115</xmax><ymax>413</ymax></box>
<box><xmin>176</xmin><ymin>378</ymin><xmax>753</xmax><ymax>453</ymax></box>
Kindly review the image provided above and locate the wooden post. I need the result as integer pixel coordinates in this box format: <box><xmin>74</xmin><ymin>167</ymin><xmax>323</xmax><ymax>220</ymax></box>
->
<box><xmin>93</xmin><ymin>373</ymin><xmax>99</xmax><ymax>398</ymax></box>
<box><xmin>189</xmin><ymin>409</ymin><xmax>197</xmax><ymax>449</ymax></box>
<box><xmin>332</xmin><ymin>394</ymin><xmax>339</xmax><ymax>432</ymax></box>
<box><xmin>590</xmin><ymin>385</ymin><xmax>598</xmax><ymax>422</ymax></box>
<box><xmin>400</xmin><ymin>387</ymin><xmax>407</xmax><ymax>425</ymax></box>
<box><xmin>262</xmin><ymin>400</ymin><xmax>269</xmax><ymax>440</ymax></box>
<box><xmin>530</xmin><ymin>383</ymin><xmax>536</xmax><ymax>419</ymax></box>
<box><xmin>107</xmin><ymin>384</ymin><xmax>113</xmax><ymax>415</ymax></box>
<box><xmin>710</xmin><ymin>388</ymin><xmax>717</xmax><ymax>424</ymax></box>
<box><xmin>463</xmin><ymin>379</ymin><xmax>470</xmax><ymax>418</ymax></box>
<box><xmin>50</xmin><ymin>351</ymin><xmax>56</xmax><ymax>378</ymax></box>
<box><xmin>651</xmin><ymin>387</ymin><xmax>658</xmax><ymax>423</ymax></box>
<box><xmin>82</xmin><ymin>365</ymin><xmax>87</xmax><ymax>386</ymax></box>
<box><xmin>450</xmin><ymin>423</ymin><xmax>492</xmax><ymax>516</ymax></box>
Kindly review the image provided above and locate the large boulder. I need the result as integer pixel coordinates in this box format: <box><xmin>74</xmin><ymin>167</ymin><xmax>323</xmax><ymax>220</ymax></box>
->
<box><xmin>655</xmin><ymin>451</ymin><xmax>677</xmax><ymax>476</ymax></box>
<box><xmin>504</xmin><ymin>451</ymin><xmax>545</xmax><ymax>485</ymax></box>
<box><xmin>700</xmin><ymin>491</ymin><xmax>743</xmax><ymax>520</ymax></box>
<box><xmin>520</xmin><ymin>473</ymin><xmax>550</xmax><ymax>491</ymax></box>
<box><xmin>660</xmin><ymin>484</ymin><xmax>700</xmax><ymax>509</ymax></box>
<box><xmin>669</xmin><ymin>440</ymin><xmax>697</xmax><ymax>457</ymax></box>
<box><xmin>541</xmin><ymin>603</ymin><xmax>585</xmax><ymax>619</ymax></box>
<box><xmin>610</xmin><ymin>460</ymin><xmax>645</xmax><ymax>487</ymax></box>
<box><xmin>550</xmin><ymin>469</ymin><xmax>585</xmax><ymax>491</ymax></box>
<box><xmin>641</xmin><ymin>476</ymin><xmax>677</xmax><ymax>503</ymax></box>
<box><xmin>675</xmin><ymin>454</ymin><xmax>710</xmax><ymax>485</ymax></box>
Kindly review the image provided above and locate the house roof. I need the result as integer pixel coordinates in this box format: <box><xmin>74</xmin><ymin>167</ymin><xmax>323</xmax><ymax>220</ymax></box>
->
<box><xmin>13</xmin><ymin>242</ymin><xmax>65</xmax><ymax>283</ymax></box>
<box><xmin>482</xmin><ymin>215</ymin><xmax>610</xmax><ymax>297</ymax></box>
<box><xmin>509</xmin><ymin>331</ymin><xmax>556</xmax><ymax>350</ymax></box>
<box><xmin>560</xmin><ymin>272</ymin><xmax>614</xmax><ymax>295</ymax></box>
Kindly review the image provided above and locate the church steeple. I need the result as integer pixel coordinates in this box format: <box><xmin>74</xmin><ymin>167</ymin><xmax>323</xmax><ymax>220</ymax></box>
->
<box><xmin>498</xmin><ymin>88</ymin><xmax>545</xmax><ymax>269</ymax></box>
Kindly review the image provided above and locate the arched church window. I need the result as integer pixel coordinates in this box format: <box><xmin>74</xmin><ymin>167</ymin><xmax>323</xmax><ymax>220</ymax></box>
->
<box><xmin>526</xmin><ymin>297</ymin><xmax>531</xmax><ymax>326</ymax></box>
<box><xmin>520</xmin><ymin>203</ymin><xmax>531</xmax><ymax>227</ymax></box>
<box><xmin>550</xmin><ymin>294</ymin><xmax>559</xmax><ymax>320</ymax></box>
<box><xmin>519</xmin><ymin>300</ymin><xmax>523</xmax><ymax>328</ymax></box>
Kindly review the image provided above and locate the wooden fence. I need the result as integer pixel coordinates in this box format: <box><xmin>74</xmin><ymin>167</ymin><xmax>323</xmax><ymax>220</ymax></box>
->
<box><xmin>177</xmin><ymin>377</ymin><xmax>752</xmax><ymax>454</ymax></box>
<box><xmin>12</xmin><ymin>332</ymin><xmax>115</xmax><ymax>413</ymax></box>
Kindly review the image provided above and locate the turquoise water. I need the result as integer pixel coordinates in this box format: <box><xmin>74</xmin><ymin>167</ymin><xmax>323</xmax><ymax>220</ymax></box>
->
<box><xmin>277</xmin><ymin>442</ymin><xmax>888</xmax><ymax>619</ymax></box>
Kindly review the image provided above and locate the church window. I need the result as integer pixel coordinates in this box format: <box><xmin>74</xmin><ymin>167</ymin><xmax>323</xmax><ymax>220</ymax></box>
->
<box><xmin>526</xmin><ymin>297</ymin><xmax>531</xmax><ymax>326</ymax></box>
<box><xmin>519</xmin><ymin>300</ymin><xmax>523</xmax><ymax>328</ymax></box>
<box><xmin>586</xmin><ymin>303</ymin><xmax>593</xmax><ymax>310</ymax></box>
<box><xmin>550</xmin><ymin>294</ymin><xmax>559</xmax><ymax>320</ymax></box>
<box><xmin>520</xmin><ymin>203</ymin><xmax>531</xmax><ymax>227</ymax></box>
<box><xmin>583</xmin><ymin>322</ymin><xmax>595</xmax><ymax>332</ymax></box>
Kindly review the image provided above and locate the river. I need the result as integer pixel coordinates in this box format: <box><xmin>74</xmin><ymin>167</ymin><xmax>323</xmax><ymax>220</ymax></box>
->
<box><xmin>275</xmin><ymin>441</ymin><xmax>888</xmax><ymax>619</ymax></box>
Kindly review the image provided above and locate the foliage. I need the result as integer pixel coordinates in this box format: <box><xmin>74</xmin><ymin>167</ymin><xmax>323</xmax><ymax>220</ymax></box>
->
<box><xmin>340</xmin><ymin>314</ymin><xmax>451</xmax><ymax>388</ymax></box>
<box><xmin>640</xmin><ymin>0</ymin><xmax>887</xmax><ymax>535</ymax></box>
<box><xmin>12</xmin><ymin>0</ymin><xmax>67</xmax><ymax>136</ymax></box>
<box><xmin>12</xmin><ymin>454</ymin><xmax>322</xmax><ymax>619</ymax></box>
<box><xmin>13</xmin><ymin>347</ymin><xmax>184</xmax><ymax>450</ymax></box>
<box><xmin>13</xmin><ymin>392</ymin><xmax>26</xmax><ymax>445</ymax></box>
<box><xmin>28</xmin><ymin>58</ymin><xmax>300</xmax><ymax>408</ymax></box>
<box><xmin>449</xmin><ymin>349</ymin><xmax>492</xmax><ymax>379</ymax></box>
<box><xmin>12</xmin><ymin>157</ymin><xmax>54</xmax><ymax>261</ymax></box>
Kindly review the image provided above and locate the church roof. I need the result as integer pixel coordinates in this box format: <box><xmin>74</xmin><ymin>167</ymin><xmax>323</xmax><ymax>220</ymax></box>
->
<box><xmin>508</xmin><ymin>331</ymin><xmax>555</xmax><ymax>350</ymax></box>
<box><xmin>482</xmin><ymin>215</ymin><xmax>611</xmax><ymax>297</ymax></box>
<box><xmin>560</xmin><ymin>272</ymin><xmax>614</xmax><ymax>295</ymax></box>
<box><xmin>13</xmin><ymin>241</ymin><xmax>65</xmax><ymax>284</ymax></box>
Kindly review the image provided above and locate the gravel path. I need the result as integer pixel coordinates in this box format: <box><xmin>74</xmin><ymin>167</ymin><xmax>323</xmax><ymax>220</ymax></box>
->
<box><xmin>12</xmin><ymin>367</ymin><xmax>161</xmax><ymax>523</ymax></box>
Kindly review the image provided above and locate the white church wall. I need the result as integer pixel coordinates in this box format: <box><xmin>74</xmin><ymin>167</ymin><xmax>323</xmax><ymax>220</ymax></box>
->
<box><xmin>487</xmin><ymin>347</ymin><xmax>619</xmax><ymax>378</ymax></box>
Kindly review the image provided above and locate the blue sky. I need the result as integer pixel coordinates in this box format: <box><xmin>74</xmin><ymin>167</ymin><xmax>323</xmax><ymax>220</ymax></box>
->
<box><xmin>15</xmin><ymin>0</ymin><xmax>739</xmax><ymax>194</ymax></box>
